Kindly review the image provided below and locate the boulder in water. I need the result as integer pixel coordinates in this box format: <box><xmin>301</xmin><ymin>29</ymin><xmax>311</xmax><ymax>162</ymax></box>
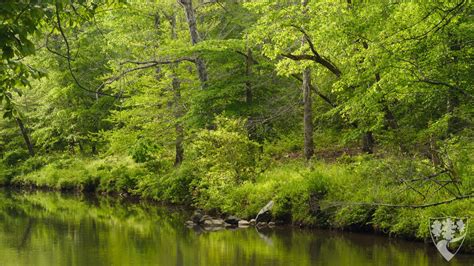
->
<box><xmin>225</xmin><ymin>215</ymin><xmax>240</xmax><ymax>226</ymax></box>
<box><xmin>238</xmin><ymin>220</ymin><xmax>250</xmax><ymax>227</ymax></box>
<box><xmin>255</xmin><ymin>200</ymin><xmax>274</xmax><ymax>223</ymax></box>
<box><xmin>200</xmin><ymin>215</ymin><xmax>212</xmax><ymax>224</ymax></box>
<box><xmin>191</xmin><ymin>210</ymin><xmax>203</xmax><ymax>224</ymax></box>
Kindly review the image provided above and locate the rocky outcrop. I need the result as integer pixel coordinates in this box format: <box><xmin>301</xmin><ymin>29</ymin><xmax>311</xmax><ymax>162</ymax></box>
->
<box><xmin>191</xmin><ymin>210</ymin><xmax>203</xmax><ymax>224</ymax></box>
<box><xmin>238</xmin><ymin>220</ymin><xmax>250</xmax><ymax>227</ymax></box>
<box><xmin>203</xmin><ymin>219</ymin><xmax>225</xmax><ymax>227</ymax></box>
<box><xmin>186</xmin><ymin>201</ymin><xmax>277</xmax><ymax>232</ymax></box>
<box><xmin>255</xmin><ymin>200</ymin><xmax>273</xmax><ymax>223</ymax></box>
<box><xmin>224</xmin><ymin>215</ymin><xmax>240</xmax><ymax>226</ymax></box>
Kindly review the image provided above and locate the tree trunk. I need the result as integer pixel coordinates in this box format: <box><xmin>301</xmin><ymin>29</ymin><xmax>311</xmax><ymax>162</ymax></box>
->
<box><xmin>172</xmin><ymin>76</ymin><xmax>184</xmax><ymax>166</ymax></box>
<box><xmin>168</xmin><ymin>12</ymin><xmax>177</xmax><ymax>40</ymax></box>
<box><xmin>167</xmin><ymin>9</ymin><xmax>184</xmax><ymax>166</ymax></box>
<box><xmin>16</xmin><ymin>118</ymin><xmax>34</xmax><ymax>157</ymax></box>
<box><xmin>302</xmin><ymin>0</ymin><xmax>313</xmax><ymax>160</ymax></box>
<box><xmin>447</xmin><ymin>88</ymin><xmax>460</xmax><ymax>134</ymax></box>
<box><xmin>374</xmin><ymin>73</ymin><xmax>398</xmax><ymax>130</ymax></box>
<box><xmin>178</xmin><ymin>0</ymin><xmax>208</xmax><ymax>88</ymax></box>
<box><xmin>362</xmin><ymin>131</ymin><xmax>374</xmax><ymax>154</ymax></box>
<box><xmin>303</xmin><ymin>68</ymin><xmax>314</xmax><ymax>160</ymax></box>
<box><xmin>245</xmin><ymin>48</ymin><xmax>257</xmax><ymax>140</ymax></box>
<box><xmin>447</xmin><ymin>34</ymin><xmax>461</xmax><ymax>135</ymax></box>
<box><xmin>245</xmin><ymin>48</ymin><xmax>253</xmax><ymax>107</ymax></box>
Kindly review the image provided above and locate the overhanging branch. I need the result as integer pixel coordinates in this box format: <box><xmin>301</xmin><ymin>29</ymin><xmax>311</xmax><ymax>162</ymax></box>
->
<box><xmin>98</xmin><ymin>57</ymin><xmax>197</xmax><ymax>91</ymax></box>
<box><xmin>55</xmin><ymin>3</ymin><xmax>118</xmax><ymax>98</ymax></box>
<box><xmin>282</xmin><ymin>52</ymin><xmax>342</xmax><ymax>77</ymax></box>
<box><xmin>282</xmin><ymin>25</ymin><xmax>342</xmax><ymax>77</ymax></box>
<box><xmin>324</xmin><ymin>193</ymin><xmax>473</xmax><ymax>209</ymax></box>
<box><xmin>291</xmin><ymin>74</ymin><xmax>336</xmax><ymax>107</ymax></box>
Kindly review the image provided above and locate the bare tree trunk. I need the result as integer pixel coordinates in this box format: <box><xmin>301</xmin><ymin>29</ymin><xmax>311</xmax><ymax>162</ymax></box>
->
<box><xmin>374</xmin><ymin>73</ymin><xmax>398</xmax><ymax>131</ymax></box>
<box><xmin>16</xmin><ymin>118</ymin><xmax>34</xmax><ymax>157</ymax></box>
<box><xmin>245</xmin><ymin>48</ymin><xmax>256</xmax><ymax>140</ymax></box>
<box><xmin>362</xmin><ymin>131</ymin><xmax>374</xmax><ymax>154</ymax></box>
<box><xmin>178</xmin><ymin>0</ymin><xmax>208</xmax><ymax>88</ymax></box>
<box><xmin>245</xmin><ymin>48</ymin><xmax>253</xmax><ymax>107</ymax></box>
<box><xmin>166</xmin><ymin>9</ymin><xmax>185</xmax><ymax>166</ymax></box>
<box><xmin>447</xmin><ymin>88</ymin><xmax>460</xmax><ymax>135</ymax></box>
<box><xmin>303</xmin><ymin>68</ymin><xmax>314</xmax><ymax>160</ymax></box>
<box><xmin>168</xmin><ymin>12</ymin><xmax>177</xmax><ymax>40</ymax></box>
<box><xmin>173</xmin><ymin>76</ymin><xmax>184</xmax><ymax>166</ymax></box>
<box><xmin>447</xmin><ymin>34</ymin><xmax>461</xmax><ymax>135</ymax></box>
<box><xmin>302</xmin><ymin>0</ymin><xmax>313</xmax><ymax>160</ymax></box>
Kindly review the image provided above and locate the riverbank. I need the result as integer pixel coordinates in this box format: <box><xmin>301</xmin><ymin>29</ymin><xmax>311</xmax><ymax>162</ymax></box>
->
<box><xmin>2</xmin><ymin>153</ymin><xmax>473</xmax><ymax>253</ymax></box>
<box><xmin>3</xmin><ymin>188</ymin><xmax>472</xmax><ymax>266</ymax></box>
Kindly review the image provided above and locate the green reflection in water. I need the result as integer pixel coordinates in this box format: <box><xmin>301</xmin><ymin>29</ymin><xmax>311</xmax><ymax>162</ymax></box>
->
<box><xmin>0</xmin><ymin>189</ymin><xmax>472</xmax><ymax>266</ymax></box>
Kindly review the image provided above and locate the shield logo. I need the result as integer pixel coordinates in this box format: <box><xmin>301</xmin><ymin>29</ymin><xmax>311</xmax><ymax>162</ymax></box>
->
<box><xmin>429</xmin><ymin>217</ymin><xmax>468</xmax><ymax>261</ymax></box>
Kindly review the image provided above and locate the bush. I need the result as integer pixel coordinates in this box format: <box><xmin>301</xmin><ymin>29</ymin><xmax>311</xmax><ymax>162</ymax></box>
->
<box><xmin>0</xmin><ymin>162</ymin><xmax>10</xmax><ymax>185</ymax></box>
<box><xmin>3</xmin><ymin>149</ymin><xmax>30</xmax><ymax>166</ymax></box>
<box><xmin>189</xmin><ymin>116</ymin><xmax>261</xmax><ymax>209</ymax></box>
<box><xmin>12</xmin><ymin>155</ymin><xmax>151</xmax><ymax>194</ymax></box>
<box><xmin>128</xmin><ymin>137</ymin><xmax>160</xmax><ymax>163</ymax></box>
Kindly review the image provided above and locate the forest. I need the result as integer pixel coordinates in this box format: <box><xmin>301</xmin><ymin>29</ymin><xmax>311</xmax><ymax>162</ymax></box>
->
<box><xmin>0</xmin><ymin>0</ymin><xmax>473</xmax><ymax>253</ymax></box>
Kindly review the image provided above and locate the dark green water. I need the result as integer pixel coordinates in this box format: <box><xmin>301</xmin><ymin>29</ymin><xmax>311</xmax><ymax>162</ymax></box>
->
<box><xmin>0</xmin><ymin>189</ymin><xmax>472</xmax><ymax>266</ymax></box>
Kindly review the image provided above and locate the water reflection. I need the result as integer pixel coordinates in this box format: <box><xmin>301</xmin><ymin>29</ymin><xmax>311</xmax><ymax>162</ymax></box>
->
<box><xmin>0</xmin><ymin>189</ymin><xmax>472</xmax><ymax>266</ymax></box>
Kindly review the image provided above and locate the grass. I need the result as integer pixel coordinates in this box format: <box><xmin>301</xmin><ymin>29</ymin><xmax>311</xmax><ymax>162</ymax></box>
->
<box><xmin>11</xmin><ymin>155</ymin><xmax>149</xmax><ymax>193</ymax></box>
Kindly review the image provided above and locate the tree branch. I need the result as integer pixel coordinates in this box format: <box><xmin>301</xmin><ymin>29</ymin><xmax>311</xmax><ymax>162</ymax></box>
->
<box><xmin>235</xmin><ymin>50</ymin><xmax>259</xmax><ymax>65</ymax></box>
<box><xmin>282</xmin><ymin>25</ymin><xmax>342</xmax><ymax>77</ymax></box>
<box><xmin>119</xmin><ymin>57</ymin><xmax>196</xmax><ymax>66</ymax></box>
<box><xmin>415</xmin><ymin>78</ymin><xmax>472</xmax><ymax>99</ymax></box>
<box><xmin>55</xmin><ymin>3</ymin><xmax>117</xmax><ymax>98</ymax></box>
<box><xmin>97</xmin><ymin>57</ymin><xmax>197</xmax><ymax>91</ymax></box>
<box><xmin>290</xmin><ymin>24</ymin><xmax>320</xmax><ymax>58</ymax></box>
<box><xmin>282</xmin><ymin>53</ymin><xmax>342</xmax><ymax>77</ymax></box>
<box><xmin>291</xmin><ymin>74</ymin><xmax>336</xmax><ymax>107</ymax></box>
<box><xmin>325</xmin><ymin>193</ymin><xmax>473</xmax><ymax>209</ymax></box>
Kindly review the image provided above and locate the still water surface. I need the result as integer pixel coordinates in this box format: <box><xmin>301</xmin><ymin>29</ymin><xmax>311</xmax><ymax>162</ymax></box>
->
<box><xmin>0</xmin><ymin>189</ymin><xmax>472</xmax><ymax>266</ymax></box>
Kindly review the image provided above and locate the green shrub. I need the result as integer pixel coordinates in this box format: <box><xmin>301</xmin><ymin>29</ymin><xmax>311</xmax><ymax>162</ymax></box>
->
<box><xmin>3</xmin><ymin>150</ymin><xmax>29</xmax><ymax>166</ymax></box>
<box><xmin>12</xmin><ymin>155</ymin><xmax>151</xmax><ymax>194</ymax></box>
<box><xmin>189</xmin><ymin>116</ymin><xmax>261</xmax><ymax>209</ymax></box>
<box><xmin>129</xmin><ymin>137</ymin><xmax>160</xmax><ymax>163</ymax></box>
<box><xmin>159</xmin><ymin>161</ymin><xmax>197</xmax><ymax>204</ymax></box>
<box><xmin>17</xmin><ymin>156</ymin><xmax>49</xmax><ymax>175</ymax></box>
<box><xmin>0</xmin><ymin>162</ymin><xmax>10</xmax><ymax>185</ymax></box>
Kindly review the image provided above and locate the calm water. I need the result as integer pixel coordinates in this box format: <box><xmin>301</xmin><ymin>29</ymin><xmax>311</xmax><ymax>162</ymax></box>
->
<box><xmin>0</xmin><ymin>189</ymin><xmax>472</xmax><ymax>266</ymax></box>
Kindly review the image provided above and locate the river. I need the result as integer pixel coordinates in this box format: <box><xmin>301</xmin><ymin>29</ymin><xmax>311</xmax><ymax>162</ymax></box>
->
<box><xmin>0</xmin><ymin>189</ymin><xmax>472</xmax><ymax>266</ymax></box>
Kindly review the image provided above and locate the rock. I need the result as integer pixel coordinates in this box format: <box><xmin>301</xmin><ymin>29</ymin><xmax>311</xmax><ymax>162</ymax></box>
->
<box><xmin>211</xmin><ymin>219</ymin><xmax>225</xmax><ymax>226</ymax></box>
<box><xmin>199</xmin><ymin>215</ymin><xmax>212</xmax><ymax>224</ymax></box>
<box><xmin>249</xmin><ymin>219</ymin><xmax>256</xmax><ymax>225</ymax></box>
<box><xmin>191</xmin><ymin>210</ymin><xmax>203</xmax><ymax>224</ymax></box>
<box><xmin>257</xmin><ymin>222</ymin><xmax>267</xmax><ymax>227</ymax></box>
<box><xmin>203</xmin><ymin>219</ymin><xmax>214</xmax><ymax>226</ymax></box>
<box><xmin>185</xmin><ymin>220</ymin><xmax>195</xmax><ymax>226</ymax></box>
<box><xmin>268</xmin><ymin>222</ymin><xmax>276</xmax><ymax>227</ymax></box>
<box><xmin>224</xmin><ymin>215</ymin><xmax>240</xmax><ymax>226</ymax></box>
<box><xmin>224</xmin><ymin>222</ymin><xmax>235</xmax><ymax>228</ymax></box>
<box><xmin>238</xmin><ymin>220</ymin><xmax>250</xmax><ymax>227</ymax></box>
<box><xmin>255</xmin><ymin>200</ymin><xmax>274</xmax><ymax>223</ymax></box>
<box><xmin>256</xmin><ymin>212</ymin><xmax>272</xmax><ymax>223</ymax></box>
<box><xmin>202</xmin><ymin>218</ymin><xmax>225</xmax><ymax>227</ymax></box>
<box><xmin>274</xmin><ymin>220</ymin><xmax>285</xmax><ymax>226</ymax></box>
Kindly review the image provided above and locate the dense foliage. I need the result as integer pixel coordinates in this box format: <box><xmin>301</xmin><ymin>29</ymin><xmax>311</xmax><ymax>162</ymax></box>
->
<box><xmin>1</xmin><ymin>0</ymin><xmax>472</xmax><ymax>249</ymax></box>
